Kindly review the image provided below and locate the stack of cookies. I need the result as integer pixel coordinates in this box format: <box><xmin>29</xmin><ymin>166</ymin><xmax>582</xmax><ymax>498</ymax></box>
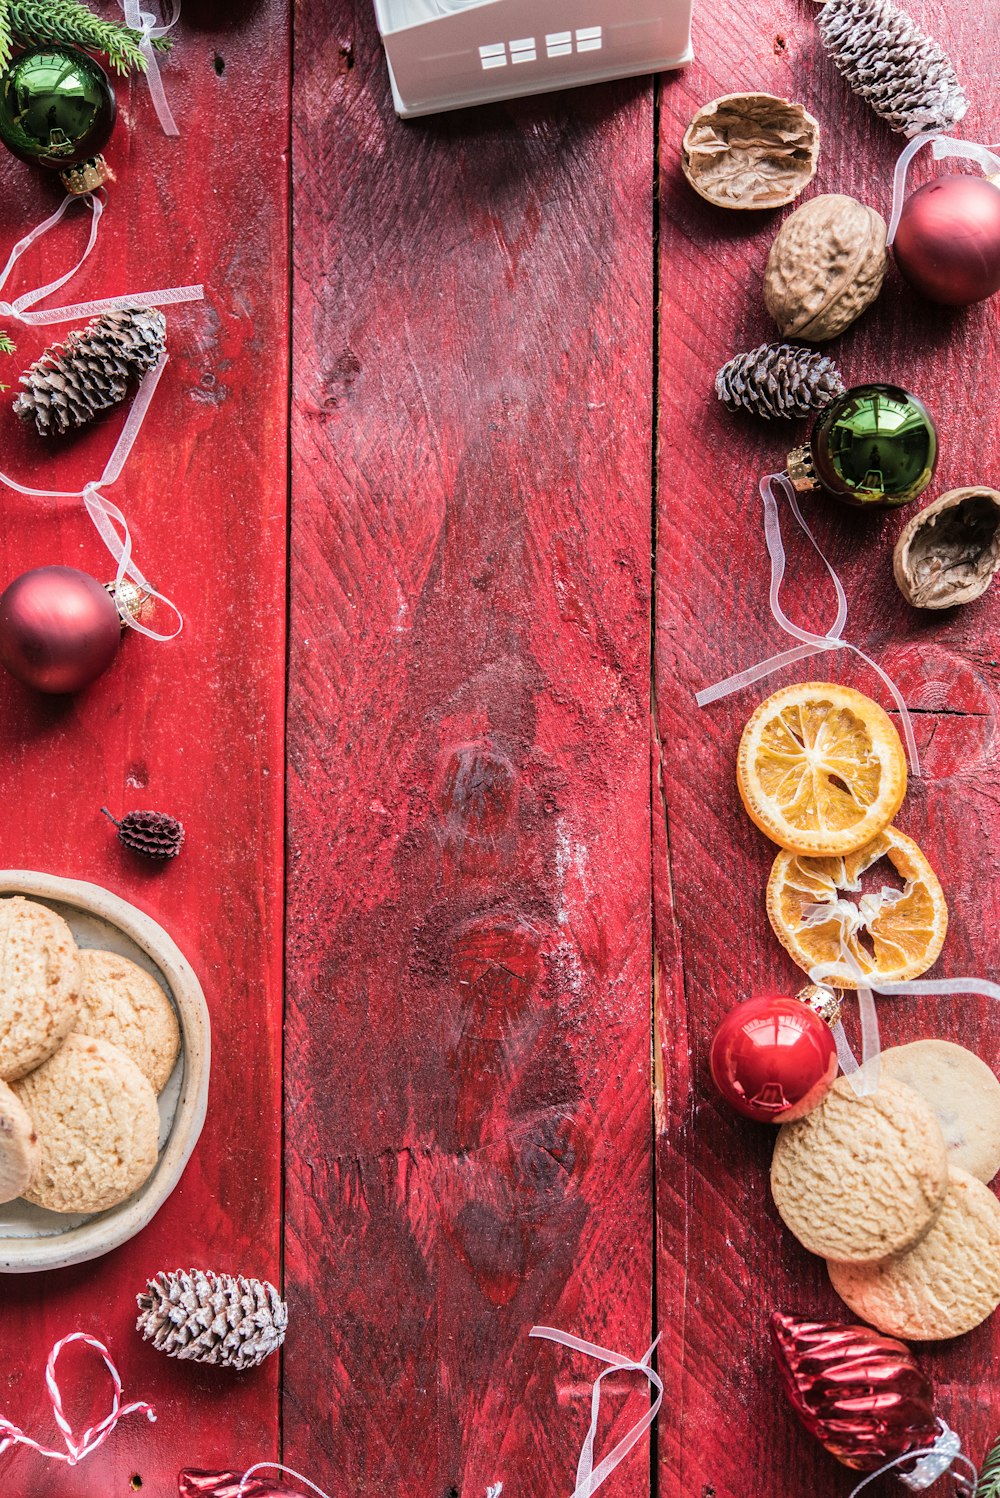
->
<box><xmin>0</xmin><ymin>895</ymin><xmax>180</xmax><ymax>1216</ymax></box>
<box><xmin>771</xmin><ymin>1039</ymin><xmax>1000</xmax><ymax>1341</ymax></box>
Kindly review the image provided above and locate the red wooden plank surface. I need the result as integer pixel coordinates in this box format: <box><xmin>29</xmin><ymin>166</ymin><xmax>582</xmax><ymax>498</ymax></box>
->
<box><xmin>0</xmin><ymin>7</ymin><xmax>288</xmax><ymax>1493</ymax></box>
<box><xmin>285</xmin><ymin>6</ymin><xmax>656</xmax><ymax>1495</ymax></box>
<box><xmin>656</xmin><ymin>2</ymin><xmax>1000</xmax><ymax>1495</ymax></box>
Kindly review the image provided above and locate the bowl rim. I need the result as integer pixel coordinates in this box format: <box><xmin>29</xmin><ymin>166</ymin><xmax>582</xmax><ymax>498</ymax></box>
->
<box><xmin>0</xmin><ymin>870</ymin><xmax>211</xmax><ymax>1273</ymax></box>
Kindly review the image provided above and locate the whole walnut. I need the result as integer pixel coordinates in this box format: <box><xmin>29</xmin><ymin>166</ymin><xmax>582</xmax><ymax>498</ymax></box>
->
<box><xmin>764</xmin><ymin>194</ymin><xmax>888</xmax><ymax>342</ymax></box>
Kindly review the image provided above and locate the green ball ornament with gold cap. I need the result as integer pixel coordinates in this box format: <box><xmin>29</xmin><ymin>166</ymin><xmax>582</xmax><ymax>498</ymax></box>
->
<box><xmin>0</xmin><ymin>45</ymin><xmax>116</xmax><ymax>191</ymax></box>
<box><xmin>787</xmin><ymin>384</ymin><xmax>937</xmax><ymax>509</ymax></box>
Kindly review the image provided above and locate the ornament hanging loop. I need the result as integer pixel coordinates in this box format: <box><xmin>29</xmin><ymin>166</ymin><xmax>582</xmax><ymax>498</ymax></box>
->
<box><xmin>888</xmin><ymin>134</ymin><xmax>1000</xmax><ymax>243</ymax></box>
<box><xmin>121</xmin><ymin>0</ymin><xmax>182</xmax><ymax>137</ymax></box>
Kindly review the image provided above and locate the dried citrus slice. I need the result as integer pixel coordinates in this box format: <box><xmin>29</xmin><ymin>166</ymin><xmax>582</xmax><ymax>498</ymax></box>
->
<box><xmin>737</xmin><ymin>682</ymin><xmax>907</xmax><ymax>856</ymax></box>
<box><xmin>766</xmin><ymin>825</ymin><xmax>948</xmax><ymax>987</ymax></box>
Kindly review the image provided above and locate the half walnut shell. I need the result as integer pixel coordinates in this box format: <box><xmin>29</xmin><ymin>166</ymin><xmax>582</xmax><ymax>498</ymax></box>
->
<box><xmin>681</xmin><ymin>93</ymin><xmax>821</xmax><ymax>211</ymax></box>
<box><xmin>893</xmin><ymin>488</ymin><xmax>1000</xmax><ymax>609</ymax></box>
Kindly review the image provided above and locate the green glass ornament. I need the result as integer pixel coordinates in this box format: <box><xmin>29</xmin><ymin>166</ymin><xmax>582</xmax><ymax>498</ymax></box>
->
<box><xmin>0</xmin><ymin>46</ymin><xmax>116</xmax><ymax>172</ymax></box>
<box><xmin>788</xmin><ymin>384</ymin><xmax>937</xmax><ymax>509</ymax></box>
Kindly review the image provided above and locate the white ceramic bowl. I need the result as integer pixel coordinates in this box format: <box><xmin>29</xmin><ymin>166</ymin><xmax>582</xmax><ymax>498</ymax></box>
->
<box><xmin>0</xmin><ymin>871</ymin><xmax>210</xmax><ymax>1273</ymax></box>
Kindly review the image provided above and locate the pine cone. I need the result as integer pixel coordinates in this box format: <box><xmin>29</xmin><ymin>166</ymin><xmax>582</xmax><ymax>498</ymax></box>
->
<box><xmin>103</xmin><ymin>807</ymin><xmax>185</xmax><ymax>860</ymax></box>
<box><xmin>137</xmin><ymin>1269</ymin><xmax>288</xmax><ymax>1371</ymax></box>
<box><xmin>13</xmin><ymin>307</ymin><xmax>167</xmax><ymax>437</ymax></box>
<box><xmin>715</xmin><ymin>344</ymin><xmax>846</xmax><ymax>419</ymax></box>
<box><xmin>817</xmin><ymin>0</ymin><xmax>968</xmax><ymax>138</ymax></box>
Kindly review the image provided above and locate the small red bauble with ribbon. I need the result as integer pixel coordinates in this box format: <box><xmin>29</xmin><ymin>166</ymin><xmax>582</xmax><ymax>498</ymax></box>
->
<box><xmin>0</xmin><ymin>566</ymin><xmax>122</xmax><ymax>693</ymax></box>
<box><xmin>709</xmin><ymin>987</ymin><xmax>840</xmax><ymax>1123</ymax></box>
<box><xmin>894</xmin><ymin>173</ymin><xmax>1000</xmax><ymax>306</ymax></box>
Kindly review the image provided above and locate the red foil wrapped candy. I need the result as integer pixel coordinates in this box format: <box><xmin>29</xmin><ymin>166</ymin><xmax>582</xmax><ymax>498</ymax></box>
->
<box><xmin>180</xmin><ymin>1475</ymin><xmax>306</xmax><ymax>1498</ymax></box>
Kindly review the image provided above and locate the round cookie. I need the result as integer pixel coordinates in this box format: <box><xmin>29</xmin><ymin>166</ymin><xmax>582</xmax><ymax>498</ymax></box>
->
<box><xmin>771</xmin><ymin>1075</ymin><xmax>948</xmax><ymax>1263</ymax></box>
<box><xmin>0</xmin><ymin>895</ymin><xmax>80</xmax><ymax>1080</ymax></box>
<box><xmin>0</xmin><ymin>1078</ymin><xmax>38</xmax><ymax>1203</ymax></box>
<box><xmin>13</xmin><ymin>1034</ymin><xmax>159</xmax><ymax>1214</ymax></box>
<box><xmin>829</xmin><ymin>1167</ymin><xmax>1000</xmax><ymax>1340</ymax></box>
<box><xmin>879</xmin><ymin>1039</ymin><xmax>1000</xmax><ymax>1185</ymax></box>
<box><xmin>75</xmin><ymin>949</ymin><xmax>180</xmax><ymax>1094</ymax></box>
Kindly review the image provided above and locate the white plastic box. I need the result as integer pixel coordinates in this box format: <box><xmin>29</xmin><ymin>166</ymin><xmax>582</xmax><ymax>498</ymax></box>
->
<box><xmin>373</xmin><ymin>0</ymin><xmax>694</xmax><ymax>118</ymax></box>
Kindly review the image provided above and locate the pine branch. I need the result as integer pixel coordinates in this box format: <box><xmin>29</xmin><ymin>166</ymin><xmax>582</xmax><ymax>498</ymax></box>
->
<box><xmin>0</xmin><ymin>335</ymin><xmax>15</xmax><ymax>355</ymax></box>
<box><xmin>0</xmin><ymin>1</ymin><xmax>12</xmax><ymax>73</ymax></box>
<box><xmin>5</xmin><ymin>1</ymin><xmax>173</xmax><ymax>75</ymax></box>
<box><xmin>980</xmin><ymin>1435</ymin><xmax>1000</xmax><ymax>1498</ymax></box>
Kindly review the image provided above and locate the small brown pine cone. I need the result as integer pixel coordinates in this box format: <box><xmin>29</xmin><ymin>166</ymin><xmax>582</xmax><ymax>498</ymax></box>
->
<box><xmin>715</xmin><ymin>344</ymin><xmax>846</xmax><ymax>419</ymax></box>
<box><xmin>103</xmin><ymin>807</ymin><xmax>185</xmax><ymax>860</ymax></box>
<box><xmin>137</xmin><ymin>1268</ymin><xmax>288</xmax><ymax>1371</ymax></box>
<box><xmin>13</xmin><ymin>307</ymin><xmax>167</xmax><ymax>438</ymax></box>
<box><xmin>817</xmin><ymin>0</ymin><xmax>968</xmax><ymax>137</ymax></box>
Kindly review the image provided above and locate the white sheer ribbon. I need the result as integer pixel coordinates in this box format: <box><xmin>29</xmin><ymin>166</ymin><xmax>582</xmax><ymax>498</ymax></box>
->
<box><xmin>0</xmin><ymin>195</ymin><xmax>206</xmax><ymax>638</ymax></box>
<box><xmin>847</xmin><ymin>1422</ymin><xmax>977</xmax><ymax>1496</ymax></box>
<box><xmin>238</xmin><ymin>1465</ymin><xmax>334</xmax><ymax>1497</ymax></box>
<box><xmin>529</xmin><ymin>1325</ymin><xmax>662</xmax><ymax>1498</ymax></box>
<box><xmin>697</xmin><ymin>473</ymin><xmax>920</xmax><ymax>775</ymax></box>
<box><xmin>888</xmin><ymin>134</ymin><xmax>1000</xmax><ymax>245</ymax></box>
<box><xmin>120</xmin><ymin>0</ymin><xmax>182</xmax><ymax>137</ymax></box>
<box><xmin>0</xmin><ymin>1332</ymin><xmax>155</xmax><ymax>1466</ymax></box>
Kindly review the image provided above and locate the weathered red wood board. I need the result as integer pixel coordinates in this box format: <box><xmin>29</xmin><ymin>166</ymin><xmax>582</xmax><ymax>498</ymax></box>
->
<box><xmin>656</xmin><ymin>2</ymin><xmax>1000</xmax><ymax>1495</ymax></box>
<box><xmin>285</xmin><ymin>5</ymin><xmax>656</xmax><ymax>1495</ymax></box>
<box><xmin>0</xmin><ymin>7</ymin><xmax>288</xmax><ymax>1494</ymax></box>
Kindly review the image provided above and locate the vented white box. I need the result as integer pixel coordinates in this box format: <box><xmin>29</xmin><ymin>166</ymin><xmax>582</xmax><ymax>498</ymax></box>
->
<box><xmin>373</xmin><ymin>0</ymin><xmax>694</xmax><ymax>118</ymax></box>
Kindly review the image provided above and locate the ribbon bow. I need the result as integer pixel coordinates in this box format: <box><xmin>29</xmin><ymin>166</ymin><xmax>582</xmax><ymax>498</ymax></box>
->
<box><xmin>121</xmin><ymin>0</ymin><xmax>182</xmax><ymax>137</ymax></box>
<box><xmin>0</xmin><ymin>1332</ymin><xmax>155</xmax><ymax>1467</ymax></box>
<box><xmin>0</xmin><ymin>193</ymin><xmax>205</xmax><ymax>636</ymax></box>
<box><xmin>530</xmin><ymin>1325</ymin><xmax>663</xmax><ymax>1498</ymax></box>
<box><xmin>697</xmin><ymin>473</ymin><xmax>920</xmax><ymax>774</ymax></box>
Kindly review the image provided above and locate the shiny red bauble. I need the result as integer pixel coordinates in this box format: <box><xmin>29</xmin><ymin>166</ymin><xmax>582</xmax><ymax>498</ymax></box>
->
<box><xmin>0</xmin><ymin>566</ymin><xmax>121</xmax><ymax>693</ymax></box>
<box><xmin>894</xmin><ymin>174</ymin><xmax>1000</xmax><ymax>305</ymax></box>
<box><xmin>709</xmin><ymin>991</ymin><xmax>838</xmax><ymax>1124</ymax></box>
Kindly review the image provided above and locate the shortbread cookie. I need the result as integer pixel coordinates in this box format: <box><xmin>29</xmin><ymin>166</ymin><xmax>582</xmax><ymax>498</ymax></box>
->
<box><xmin>0</xmin><ymin>1078</ymin><xmax>38</xmax><ymax>1203</ymax></box>
<box><xmin>75</xmin><ymin>949</ymin><xmax>180</xmax><ymax>1094</ymax></box>
<box><xmin>771</xmin><ymin>1075</ymin><xmax>948</xmax><ymax>1262</ymax></box>
<box><xmin>829</xmin><ymin>1167</ymin><xmax>1000</xmax><ymax>1340</ymax></box>
<box><xmin>0</xmin><ymin>896</ymin><xmax>80</xmax><ymax>1080</ymax></box>
<box><xmin>13</xmin><ymin>1034</ymin><xmax>159</xmax><ymax>1214</ymax></box>
<box><xmin>880</xmin><ymin>1040</ymin><xmax>1000</xmax><ymax>1185</ymax></box>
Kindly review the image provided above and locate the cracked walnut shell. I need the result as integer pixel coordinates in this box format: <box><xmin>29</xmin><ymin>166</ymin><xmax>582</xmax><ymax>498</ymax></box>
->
<box><xmin>681</xmin><ymin>93</ymin><xmax>821</xmax><ymax>210</ymax></box>
<box><xmin>765</xmin><ymin>194</ymin><xmax>888</xmax><ymax>341</ymax></box>
<box><xmin>893</xmin><ymin>488</ymin><xmax>1000</xmax><ymax>609</ymax></box>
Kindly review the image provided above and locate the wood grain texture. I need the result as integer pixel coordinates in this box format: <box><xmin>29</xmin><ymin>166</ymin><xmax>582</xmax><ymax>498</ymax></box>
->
<box><xmin>0</xmin><ymin>4</ymin><xmax>288</xmax><ymax>1492</ymax></box>
<box><xmin>285</xmin><ymin>5</ymin><xmax>655</xmax><ymax>1494</ymax></box>
<box><xmin>655</xmin><ymin>2</ymin><xmax>1000</xmax><ymax>1495</ymax></box>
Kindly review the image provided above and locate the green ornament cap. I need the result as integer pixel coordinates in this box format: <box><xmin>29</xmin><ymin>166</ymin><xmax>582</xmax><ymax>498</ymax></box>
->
<box><xmin>0</xmin><ymin>46</ymin><xmax>116</xmax><ymax>172</ymax></box>
<box><xmin>799</xmin><ymin>383</ymin><xmax>937</xmax><ymax>509</ymax></box>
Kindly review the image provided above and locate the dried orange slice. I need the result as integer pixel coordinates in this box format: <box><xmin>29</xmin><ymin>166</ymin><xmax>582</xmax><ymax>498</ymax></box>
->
<box><xmin>766</xmin><ymin>825</ymin><xmax>948</xmax><ymax>987</ymax></box>
<box><xmin>737</xmin><ymin>682</ymin><xmax>907</xmax><ymax>856</ymax></box>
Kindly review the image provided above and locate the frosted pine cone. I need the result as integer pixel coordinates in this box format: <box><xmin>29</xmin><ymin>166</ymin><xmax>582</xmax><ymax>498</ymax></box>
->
<box><xmin>817</xmin><ymin>0</ymin><xmax>968</xmax><ymax>138</ymax></box>
<box><xmin>103</xmin><ymin>807</ymin><xmax>185</xmax><ymax>860</ymax></box>
<box><xmin>13</xmin><ymin>307</ymin><xmax>167</xmax><ymax>437</ymax></box>
<box><xmin>716</xmin><ymin>344</ymin><xmax>846</xmax><ymax>419</ymax></box>
<box><xmin>137</xmin><ymin>1269</ymin><xmax>288</xmax><ymax>1371</ymax></box>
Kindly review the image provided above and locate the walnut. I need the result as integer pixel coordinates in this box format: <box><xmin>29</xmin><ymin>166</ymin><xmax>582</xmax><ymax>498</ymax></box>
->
<box><xmin>764</xmin><ymin>194</ymin><xmax>887</xmax><ymax>341</ymax></box>
<box><xmin>681</xmin><ymin>93</ymin><xmax>820</xmax><ymax>211</ymax></box>
<box><xmin>893</xmin><ymin>488</ymin><xmax>1000</xmax><ymax>609</ymax></box>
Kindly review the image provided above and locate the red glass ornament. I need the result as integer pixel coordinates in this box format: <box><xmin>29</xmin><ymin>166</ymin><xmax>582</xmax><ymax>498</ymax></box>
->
<box><xmin>709</xmin><ymin>990</ymin><xmax>838</xmax><ymax>1123</ymax></box>
<box><xmin>771</xmin><ymin>1314</ymin><xmax>939</xmax><ymax>1472</ymax></box>
<box><xmin>894</xmin><ymin>174</ymin><xmax>1000</xmax><ymax>306</ymax></box>
<box><xmin>0</xmin><ymin>566</ymin><xmax>121</xmax><ymax>693</ymax></box>
<box><xmin>180</xmin><ymin>1474</ymin><xmax>305</xmax><ymax>1498</ymax></box>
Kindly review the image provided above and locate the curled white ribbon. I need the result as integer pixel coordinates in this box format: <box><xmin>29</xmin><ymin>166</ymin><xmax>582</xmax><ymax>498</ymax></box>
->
<box><xmin>0</xmin><ymin>194</ymin><xmax>206</xmax><ymax>638</ymax></box>
<box><xmin>888</xmin><ymin>134</ymin><xmax>1000</xmax><ymax>245</ymax></box>
<box><xmin>697</xmin><ymin>472</ymin><xmax>920</xmax><ymax>775</ymax></box>
<box><xmin>530</xmin><ymin>1325</ymin><xmax>662</xmax><ymax>1498</ymax></box>
<box><xmin>847</xmin><ymin>1422</ymin><xmax>977</xmax><ymax>1496</ymax></box>
<box><xmin>121</xmin><ymin>0</ymin><xmax>182</xmax><ymax>138</ymax></box>
<box><xmin>237</xmin><ymin>1464</ymin><xmax>335</xmax><ymax>1497</ymax></box>
<box><xmin>0</xmin><ymin>1332</ymin><xmax>155</xmax><ymax>1466</ymax></box>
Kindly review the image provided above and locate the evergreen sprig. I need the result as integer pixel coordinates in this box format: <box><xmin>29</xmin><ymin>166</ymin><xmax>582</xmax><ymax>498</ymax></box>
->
<box><xmin>0</xmin><ymin>0</ymin><xmax>172</xmax><ymax>75</ymax></box>
<box><xmin>0</xmin><ymin>334</ymin><xmax>15</xmax><ymax>354</ymax></box>
<box><xmin>980</xmin><ymin>1435</ymin><xmax>1000</xmax><ymax>1498</ymax></box>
